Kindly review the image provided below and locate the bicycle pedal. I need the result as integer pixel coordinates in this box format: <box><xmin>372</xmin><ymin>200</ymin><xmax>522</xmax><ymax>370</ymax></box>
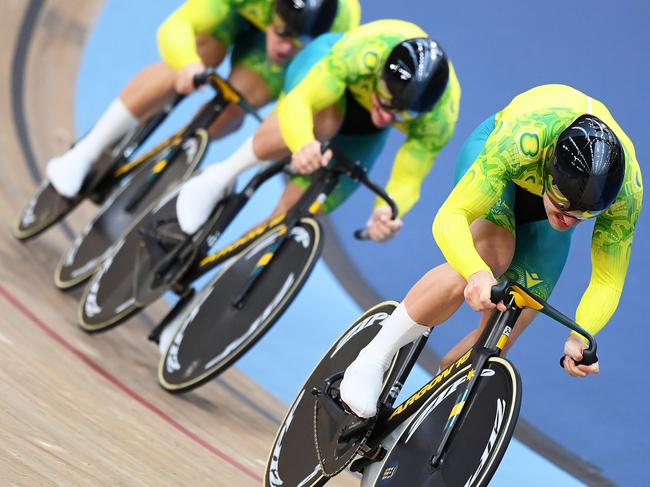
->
<box><xmin>349</xmin><ymin>447</ymin><xmax>385</xmax><ymax>475</ymax></box>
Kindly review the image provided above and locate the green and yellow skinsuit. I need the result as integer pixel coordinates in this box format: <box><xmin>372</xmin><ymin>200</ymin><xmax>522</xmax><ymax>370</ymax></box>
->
<box><xmin>433</xmin><ymin>84</ymin><xmax>644</xmax><ymax>336</ymax></box>
<box><xmin>277</xmin><ymin>19</ymin><xmax>461</xmax><ymax>214</ymax></box>
<box><xmin>157</xmin><ymin>0</ymin><xmax>361</xmax><ymax>98</ymax></box>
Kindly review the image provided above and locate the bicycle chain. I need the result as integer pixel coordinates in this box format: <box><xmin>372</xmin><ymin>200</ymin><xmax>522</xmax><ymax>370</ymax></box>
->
<box><xmin>313</xmin><ymin>400</ymin><xmax>376</xmax><ymax>478</ymax></box>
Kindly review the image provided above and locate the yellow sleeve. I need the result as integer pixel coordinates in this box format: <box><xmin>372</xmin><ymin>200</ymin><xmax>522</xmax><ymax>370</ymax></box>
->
<box><xmin>574</xmin><ymin>193</ymin><xmax>641</xmax><ymax>335</ymax></box>
<box><xmin>381</xmin><ymin>137</ymin><xmax>442</xmax><ymax>217</ymax></box>
<box><xmin>379</xmin><ymin>62</ymin><xmax>460</xmax><ymax>217</ymax></box>
<box><xmin>157</xmin><ymin>0</ymin><xmax>230</xmax><ymax>70</ymax></box>
<box><xmin>277</xmin><ymin>58</ymin><xmax>347</xmax><ymax>152</ymax></box>
<box><xmin>432</xmin><ymin>151</ymin><xmax>510</xmax><ymax>280</ymax></box>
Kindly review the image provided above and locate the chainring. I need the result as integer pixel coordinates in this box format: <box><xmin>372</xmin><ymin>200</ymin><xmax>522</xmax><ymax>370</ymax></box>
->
<box><xmin>313</xmin><ymin>398</ymin><xmax>376</xmax><ymax>478</ymax></box>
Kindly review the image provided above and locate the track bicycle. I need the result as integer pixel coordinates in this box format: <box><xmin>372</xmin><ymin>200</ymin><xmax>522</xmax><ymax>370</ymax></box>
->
<box><xmin>155</xmin><ymin>146</ymin><xmax>398</xmax><ymax>392</ymax></box>
<box><xmin>79</xmin><ymin>145</ymin><xmax>397</xmax><ymax>341</ymax></box>
<box><xmin>264</xmin><ymin>279</ymin><xmax>598</xmax><ymax>487</ymax></box>
<box><xmin>13</xmin><ymin>91</ymin><xmax>182</xmax><ymax>242</ymax></box>
<box><xmin>51</xmin><ymin>71</ymin><xmax>260</xmax><ymax>289</ymax></box>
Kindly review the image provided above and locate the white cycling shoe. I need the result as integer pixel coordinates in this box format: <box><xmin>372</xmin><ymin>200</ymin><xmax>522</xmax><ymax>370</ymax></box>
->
<box><xmin>46</xmin><ymin>147</ymin><xmax>98</xmax><ymax>198</ymax></box>
<box><xmin>176</xmin><ymin>163</ymin><xmax>233</xmax><ymax>235</ymax></box>
<box><xmin>340</xmin><ymin>357</ymin><xmax>387</xmax><ymax>418</ymax></box>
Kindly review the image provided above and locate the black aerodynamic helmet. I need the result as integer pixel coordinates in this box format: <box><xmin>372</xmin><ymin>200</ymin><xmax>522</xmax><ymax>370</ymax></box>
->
<box><xmin>273</xmin><ymin>0</ymin><xmax>338</xmax><ymax>40</ymax></box>
<box><xmin>544</xmin><ymin>114</ymin><xmax>625</xmax><ymax>218</ymax></box>
<box><xmin>379</xmin><ymin>37</ymin><xmax>450</xmax><ymax>115</ymax></box>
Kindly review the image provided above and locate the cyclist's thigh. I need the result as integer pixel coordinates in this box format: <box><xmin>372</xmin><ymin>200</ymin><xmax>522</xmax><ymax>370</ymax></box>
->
<box><xmin>505</xmin><ymin>219</ymin><xmax>575</xmax><ymax>300</ymax></box>
<box><xmin>231</xmin><ymin>29</ymin><xmax>286</xmax><ymax>100</ymax></box>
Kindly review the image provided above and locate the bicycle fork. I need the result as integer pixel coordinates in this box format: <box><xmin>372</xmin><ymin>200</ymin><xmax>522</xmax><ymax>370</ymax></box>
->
<box><xmin>429</xmin><ymin>297</ymin><xmax>521</xmax><ymax>469</ymax></box>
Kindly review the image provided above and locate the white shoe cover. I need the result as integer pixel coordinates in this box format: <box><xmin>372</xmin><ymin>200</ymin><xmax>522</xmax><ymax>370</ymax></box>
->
<box><xmin>176</xmin><ymin>164</ymin><xmax>232</xmax><ymax>235</ymax></box>
<box><xmin>340</xmin><ymin>358</ymin><xmax>385</xmax><ymax>418</ymax></box>
<box><xmin>46</xmin><ymin>148</ymin><xmax>96</xmax><ymax>198</ymax></box>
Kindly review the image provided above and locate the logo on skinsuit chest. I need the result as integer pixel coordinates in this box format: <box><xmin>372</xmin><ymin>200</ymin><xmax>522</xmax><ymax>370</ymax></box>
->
<box><xmin>519</xmin><ymin>132</ymin><xmax>540</xmax><ymax>157</ymax></box>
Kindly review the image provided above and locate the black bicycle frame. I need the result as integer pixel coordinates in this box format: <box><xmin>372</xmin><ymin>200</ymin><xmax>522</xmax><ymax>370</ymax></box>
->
<box><xmin>344</xmin><ymin>281</ymin><xmax>597</xmax><ymax>464</ymax></box>
<box><xmin>178</xmin><ymin>148</ymin><xmax>395</xmax><ymax>302</ymax></box>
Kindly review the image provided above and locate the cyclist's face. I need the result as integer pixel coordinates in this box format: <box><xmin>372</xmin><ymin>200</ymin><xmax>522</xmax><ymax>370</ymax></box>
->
<box><xmin>266</xmin><ymin>23</ymin><xmax>302</xmax><ymax>64</ymax></box>
<box><xmin>542</xmin><ymin>193</ymin><xmax>583</xmax><ymax>231</ymax></box>
<box><xmin>370</xmin><ymin>91</ymin><xmax>397</xmax><ymax>128</ymax></box>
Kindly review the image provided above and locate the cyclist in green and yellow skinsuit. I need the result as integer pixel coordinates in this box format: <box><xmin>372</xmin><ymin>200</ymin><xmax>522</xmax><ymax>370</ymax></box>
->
<box><xmin>46</xmin><ymin>0</ymin><xmax>360</xmax><ymax>198</ymax></box>
<box><xmin>175</xmin><ymin>19</ymin><xmax>461</xmax><ymax>239</ymax></box>
<box><xmin>341</xmin><ymin>84</ymin><xmax>643</xmax><ymax>418</ymax></box>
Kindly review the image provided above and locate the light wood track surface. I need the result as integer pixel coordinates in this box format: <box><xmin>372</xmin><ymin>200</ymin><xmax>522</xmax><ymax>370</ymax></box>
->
<box><xmin>0</xmin><ymin>1</ymin><xmax>356</xmax><ymax>485</ymax></box>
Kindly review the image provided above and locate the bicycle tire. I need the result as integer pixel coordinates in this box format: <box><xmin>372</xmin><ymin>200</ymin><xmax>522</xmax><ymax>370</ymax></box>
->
<box><xmin>263</xmin><ymin>301</ymin><xmax>411</xmax><ymax>487</ymax></box>
<box><xmin>158</xmin><ymin>217</ymin><xmax>323</xmax><ymax>392</ymax></box>
<box><xmin>54</xmin><ymin>130</ymin><xmax>207</xmax><ymax>289</ymax></box>
<box><xmin>78</xmin><ymin>177</ymin><xmax>229</xmax><ymax>332</ymax></box>
<box><xmin>362</xmin><ymin>357</ymin><xmax>521</xmax><ymax>487</ymax></box>
<box><xmin>13</xmin><ymin>122</ymin><xmax>151</xmax><ymax>241</ymax></box>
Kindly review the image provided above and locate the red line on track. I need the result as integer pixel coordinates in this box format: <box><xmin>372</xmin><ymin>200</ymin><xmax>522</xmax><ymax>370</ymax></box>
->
<box><xmin>0</xmin><ymin>283</ymin><xmax>262</xmax><ymax>483</ymax></box>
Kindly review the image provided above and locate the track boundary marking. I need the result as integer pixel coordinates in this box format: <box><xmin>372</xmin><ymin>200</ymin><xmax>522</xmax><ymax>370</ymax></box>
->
<box><xmin>0</xmin><ymin>283</ymin><xmax>262</xmax><ymax>483</ymax></box>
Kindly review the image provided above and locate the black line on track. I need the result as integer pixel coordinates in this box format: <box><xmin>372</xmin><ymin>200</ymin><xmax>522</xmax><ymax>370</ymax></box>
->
<box><xmin>13</xmin><ymin>0</ymin><xmax>158</xmax><ymax>329</ymax></box>
<box><xmin>12</xmin><ymin>0</ymin><xmax>75</xmax><ymax>241</ymax></box>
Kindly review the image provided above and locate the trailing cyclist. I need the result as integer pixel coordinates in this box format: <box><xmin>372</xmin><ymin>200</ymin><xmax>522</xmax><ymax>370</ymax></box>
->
<box><xmin>340</xmin><ymin>84</ymin><xmax>643</xmax><ymax>418</ymax></box>
<box><xmin>46</xmin><ymin>0</ymin><xmax>360</xmax><ymax>198</ymax></box>
<box><xmin>175</xmin><ymin>19</ymin><xmax>461</xmax><ymax>242</ymax></box>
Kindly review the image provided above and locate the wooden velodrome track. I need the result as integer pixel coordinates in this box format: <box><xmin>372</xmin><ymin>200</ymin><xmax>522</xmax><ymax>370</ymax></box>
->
<box><xmin>0</xmin><ymin>1</ymin><xmax>357</xmax><ymax>485</ymax></box>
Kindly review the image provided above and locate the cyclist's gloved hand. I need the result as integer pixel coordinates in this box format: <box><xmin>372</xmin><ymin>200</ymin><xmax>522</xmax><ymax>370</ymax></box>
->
<box><xmin>291</xmin><ymin>141</ymin><xmax>332</xmax><ymax>175</ymax></box>
<box><xmin>562</xmin><ymin>334</ymin><xmax>600</xmax><ymax>378</ymax></box>
<box><xmin>175</xmin><ymin>62</ymin><xmax>207</xmax><ymax>94</ymax></box>
<box><xmin>176</xmin><ymin>164</ymin><xmax>232</xmax><ymax>235</ymax></box>
<box><xmin>366</xmin><ymin>205</ymin><xmax>403</xmax><ymax>242</ymax></box>
<box><xmin>465</xmin><ymin>270</ymin><xmax>507</xmax><ymax>312</ymax></box>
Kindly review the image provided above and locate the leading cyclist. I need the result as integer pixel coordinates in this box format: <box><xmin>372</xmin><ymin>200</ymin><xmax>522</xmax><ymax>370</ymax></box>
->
<box><xmin>175</xmin><ymin>19</ymin><xmax>461</xmax><ymax>242</ymax></box>
<box><xmin>340</xmin><ymin>84</ymin><xmax>644</xmax><ymax>418</ymax></box>
<box><xmin>46</xmin><ymin>0</ymin><xmax>360</xmax><ymax>198</ymax></box>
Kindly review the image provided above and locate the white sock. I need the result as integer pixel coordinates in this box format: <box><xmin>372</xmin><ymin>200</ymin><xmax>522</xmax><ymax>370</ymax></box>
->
<box><xmin>47</xmin><ymin>98</ymin><xmax>139</xmax><ymax>197</ymax></box>
<box><xmin>340</xmin><ymin>302</ymin><xmax>429</xmax><ymax>418</ymax></box>
<box><xmin>176</xmin><ymin>137</ymin><xmax>263</xmax><ymax>234</ymax></box>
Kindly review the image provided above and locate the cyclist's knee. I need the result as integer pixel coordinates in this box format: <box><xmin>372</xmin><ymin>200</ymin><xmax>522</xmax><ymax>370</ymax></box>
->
<box><xmin>207</xmin><ymin>104</ymin><xmax>246</xmax><ymax>139</ymax></box>
<box><xmin>228</xmin><ymin>67</ymin><xmax>272</xmax><ymax>108</ymax></box>
<box><xmin>196</xmin><ymin>34</ymin><xmax>227</xmax><ymax>67</ymax></box>
<box><xmin>426</xmin><ymin>263</ymin><xmax>466</xmax><ymax>298</ymax></box>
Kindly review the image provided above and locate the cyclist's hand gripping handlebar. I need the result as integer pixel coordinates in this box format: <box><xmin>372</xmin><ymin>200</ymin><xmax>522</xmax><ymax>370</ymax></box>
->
<box><xmin>489</xmin><ymin>279</ymin><xmax>598</xmax><ymax>368</ymax></box>
<box><xmin>318</xmin><ymin>142</ymin><xmax>398</xmax><ymax>240</ymax></box>
<box><xmin>353</xmin><ymin>183</ymin><xmax>398</xmax><ymax>241</ymax></box>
